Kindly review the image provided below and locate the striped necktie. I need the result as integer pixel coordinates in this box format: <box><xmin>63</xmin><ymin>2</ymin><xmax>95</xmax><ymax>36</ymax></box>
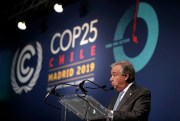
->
<box><xmin>113</xmin><ymin>91</ymin><xmax>124</xmax><ymax>111</ymax></box>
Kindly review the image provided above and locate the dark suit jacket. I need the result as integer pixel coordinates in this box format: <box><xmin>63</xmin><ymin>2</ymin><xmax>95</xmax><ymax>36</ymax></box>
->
<box><xmin>107</xmin><ymin>83</ymin><xmax>151</xmax><ymax>121</ymax></box>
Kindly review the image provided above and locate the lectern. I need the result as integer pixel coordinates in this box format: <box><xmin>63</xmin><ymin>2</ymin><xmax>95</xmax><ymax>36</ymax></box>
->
<box><xmin>59</xmin><ymin>94</ymin><xmax>112</xmax><ymax>120</ymax></box>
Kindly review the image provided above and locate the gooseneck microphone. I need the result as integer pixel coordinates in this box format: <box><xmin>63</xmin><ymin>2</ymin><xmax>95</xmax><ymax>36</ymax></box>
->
<box><xmin>79</xmin><ymin>80</ymin><xmax>88</xmax><ymax>95</ymax></box>
<box><xmin>44</xmin><ymin>85</ymin><xmax>61</xmax><ymax>101</ymax></box>
<box><xmin>84</xmin><ymin>79</ymin><xmax>114</xmax><ymax>91</ymax></box>
<box><xmin>44</xmin><ymin>80</ymin><xmax>114</xmax><ymax>100</ymax></box>
<box><xmin>107</xmin><ymin>86</ymin><xmax>114</xmax><ymax>91</ymax></box>
<box><xmin>44</xmin><ymin>85</ymin><xmax>63</xmax><ymax>110</ymax></box>
<box><xmin>77</xmin><ymin>79</ymin><xmax>114</xmax><ymax>93</ymax></box>
<box><xmin>99</xmin><ymin>84</ymin><xmax>114</xmax><ymax>91</ymax></box>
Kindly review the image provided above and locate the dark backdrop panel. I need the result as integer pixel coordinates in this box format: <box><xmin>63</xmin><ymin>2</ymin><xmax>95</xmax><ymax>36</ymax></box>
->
<box><xmin>0</xmin><ymin>0</ymin><xmax>180</xmax><ymax>121</ymax></box>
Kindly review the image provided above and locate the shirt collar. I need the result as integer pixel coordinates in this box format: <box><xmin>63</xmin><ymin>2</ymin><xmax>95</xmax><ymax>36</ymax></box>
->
<box><xmin>122</xmin><ymin>82</ymin><xmax>133</xmax><ymax>93</ymax></box>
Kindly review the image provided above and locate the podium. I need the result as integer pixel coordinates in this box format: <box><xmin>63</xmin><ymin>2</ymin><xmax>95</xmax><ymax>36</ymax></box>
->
<box><xmin>59</xmin><ymin>94</ymin><xmax>112</xmax><ymax>120</ymax></box>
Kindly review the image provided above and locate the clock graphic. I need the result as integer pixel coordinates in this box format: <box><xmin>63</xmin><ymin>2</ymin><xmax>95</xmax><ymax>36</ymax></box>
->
<box><xmin>106</xmin><ymin>2</ymin><xmax>159</xmax><ymax>72</ymax></box>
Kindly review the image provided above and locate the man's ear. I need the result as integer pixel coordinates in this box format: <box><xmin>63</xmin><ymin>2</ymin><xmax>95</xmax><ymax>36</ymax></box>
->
<box><xmin>125</xmin><ymin>73</ymin><xmax>130</xmax><ymax>78</ymax></box>
<box><xmin>125</xmin><ymin>73</ymin><xmax>130</xmax><ymax>83</ymax></box>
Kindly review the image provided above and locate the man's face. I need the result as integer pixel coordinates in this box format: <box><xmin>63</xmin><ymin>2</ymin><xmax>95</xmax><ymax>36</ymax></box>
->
<box><xmin>110</xmin><ymin>65</ymin><xmax>128</xmax><ymax>92</ymax></box>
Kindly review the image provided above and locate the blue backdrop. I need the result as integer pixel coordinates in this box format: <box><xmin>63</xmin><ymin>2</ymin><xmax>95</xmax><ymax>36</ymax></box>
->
<box><xmin>0</xmin><ymin>0</ymin><xmax>180</xmax><ymax>121</ymax></box>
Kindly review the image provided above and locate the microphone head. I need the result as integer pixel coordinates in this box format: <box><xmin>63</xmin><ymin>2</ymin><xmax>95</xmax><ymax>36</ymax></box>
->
<box><xmin>103</xmin><ymin>86</ymin><xmax>114</xmax><ymax>91</ymax></box>
<box><xmin>110</xmin><ymin>86</ymin><xmax>114</xmax><ymax>90</ymax></box>
<box><xmin>101</xmin><ymin>85</ymin><xmax>107</xmax><ymax>89</ymax></box>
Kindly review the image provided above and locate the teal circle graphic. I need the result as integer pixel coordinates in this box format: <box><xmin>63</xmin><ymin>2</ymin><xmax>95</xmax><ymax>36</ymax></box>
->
<box><xmin>114</xmin><ymin>2</ymin><xmax>159</xmax><ymax>72</ymax></box>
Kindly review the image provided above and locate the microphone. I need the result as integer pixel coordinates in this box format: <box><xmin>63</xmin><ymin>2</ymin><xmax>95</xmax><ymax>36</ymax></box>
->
<box><xmin>94</xmin><ymin>83</ymin><xmax>114</xmax><ymax>91</ymax></box>
<box><xmin>79</xmin><ymin>81</ymin><xmax>88</xmax><ymax>95</ymax></box>
<box><xmin>81</xmin><ymin>79</ymin><xmax>114</xmax><ymax>92</ymax></box>
<box><xmin>101</xmin><ymin>85</ymin><xmax>107</xmax><ymax>89</ymax></box>
<box><xmin>109</xmin><ymin>86</ymin><xmax>114</xmax><ymax>90</ymax></box>
<box><xmin>102</xmin><ymin>85</ymin><xmax>114</xmax><ymax>91</ymax></box>
<box><xmin>44</xmin><ymin>85</ymin><xmax>57</xmax><ymax>100</ymax></box>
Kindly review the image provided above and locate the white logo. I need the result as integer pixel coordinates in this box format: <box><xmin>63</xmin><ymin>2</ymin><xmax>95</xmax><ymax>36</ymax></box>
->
<box><xmin>11</xmin><ymin>42</ymin><xmax>43</xmax><ymax>94</ymax></box>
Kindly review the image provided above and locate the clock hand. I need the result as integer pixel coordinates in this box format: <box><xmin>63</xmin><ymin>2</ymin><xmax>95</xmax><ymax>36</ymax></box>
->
<box><xmin>132</xmin><ymin>0</ymin><xmax>140</xmax><ymax>44</ymax></box>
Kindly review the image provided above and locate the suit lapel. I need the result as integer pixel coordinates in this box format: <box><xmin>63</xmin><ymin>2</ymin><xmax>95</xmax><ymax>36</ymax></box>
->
<box><xmin>117</xmin><ymin>83</ymin><xmax>137</xmax><ymax>109</ymax></box>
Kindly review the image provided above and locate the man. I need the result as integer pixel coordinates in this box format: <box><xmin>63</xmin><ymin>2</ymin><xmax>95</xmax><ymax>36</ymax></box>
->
<box><xmin>107</xmin><ymin>60</ymin><xmax>151</xmax><ymax>121</ymax></box>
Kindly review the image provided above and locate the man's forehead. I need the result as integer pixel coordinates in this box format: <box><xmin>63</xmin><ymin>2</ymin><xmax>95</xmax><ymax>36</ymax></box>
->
<box><xmin>111</xmin><ymin>65</ymin><xmax>122</xmax><ymax>72</ymax></box>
